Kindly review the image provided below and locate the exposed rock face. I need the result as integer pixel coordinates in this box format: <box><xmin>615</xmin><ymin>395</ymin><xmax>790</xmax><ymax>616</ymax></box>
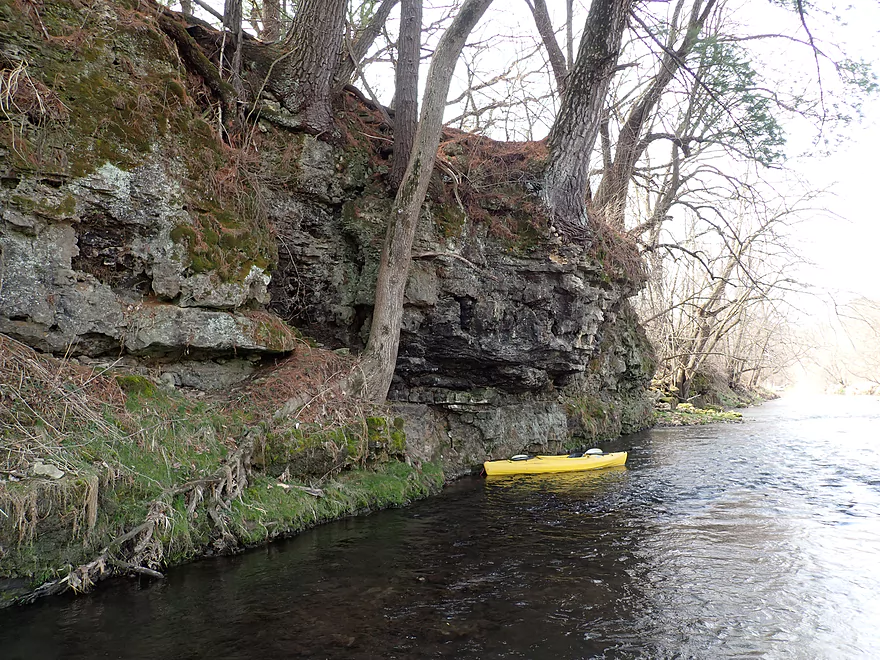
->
<box><xmin>0</xmin><ymin>160</ymin><xmax>296</xmax><ymax>385</ymax></box>
<box><xmin>265</xmin><ymin>138</ymin><xmax>656</xmax><ymax>477</ymax></box>
<box><xmin>0</xmin><ymin>0</ymin><xmax>298</xmax><ymax>389</ymax></box>
<box><xmin>0</xmin><ymin>0</ymin><xmax>655</xmax><ymax>475</ymax></box>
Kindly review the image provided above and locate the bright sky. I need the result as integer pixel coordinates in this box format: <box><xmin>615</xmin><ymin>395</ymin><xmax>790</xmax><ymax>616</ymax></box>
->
<box><xmin>781</xmin><ymin>0</ymin><xmax>880</xmax><ymax>303</ymax></box>
<box><xmin>795</xmin><ymin>101</ymin><xmax>880</xmax><ymax>301</ymax></box>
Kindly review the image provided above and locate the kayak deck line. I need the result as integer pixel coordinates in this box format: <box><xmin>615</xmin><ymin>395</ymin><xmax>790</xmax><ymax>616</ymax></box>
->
<box><xmin>483</xmin><ymin>451</ymin><xmax>628</xmax><ymax>476</ymax></box>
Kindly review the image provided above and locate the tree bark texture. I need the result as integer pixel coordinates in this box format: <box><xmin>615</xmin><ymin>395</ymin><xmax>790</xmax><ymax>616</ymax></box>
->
<box><xmin>593</xmin><ymin>0</ymin><xmax>716</xmax><ymax>229</ymax></box>
<box><xmin>359</xmin><ymin>0</ymin><xmax>495</xmax><ymax>402</ymax></box>
<box><xmin>542</xmin><ymin>0</ymin><xmax>633</xmax><ymax>236</ymax></box>
<box><xmin>333</xmin><ymin>0</ymin><xmax>400</xmax><ymax>89</ymax></box>
<box><xmin>274</xmin><ymin>0</ymin><xmax>347</xmax><ymax>135</ymax></box>
<box><xmin>526</xmin><ymin>0</ymin><xmax>568</xmax><ymax>95</ymax></box>
<box><xmin>392</xmin><ymin>0</ymin><xmax>422</xmax><ymax>187</ymax></box>
<box><xmin>223</xmin><ymin>0</ymin><xmax>245</xmax><ymax>104</ymax></box>
<box><xmin>262</xmin><ymin>0</ymin><xmax>281</xmax><ymax>42</ymax></box>
<box><xmin>565</xmin><ymin>0</ymin><xmax>574</xmax><ymax>67</ymax></box>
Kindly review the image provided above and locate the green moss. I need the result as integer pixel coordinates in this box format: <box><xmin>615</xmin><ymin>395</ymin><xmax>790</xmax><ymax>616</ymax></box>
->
<box><xmin>331</xmin><ymin>144</ymin><xmax>372</xmax><ymax>191</ymax></box>
<box><xmin>564</xmin><ymin>394</ymin><xmax>623</xmax><ymax>445</ymax></box>
<box><xmin>259</xmin><ymin>412</ymin><xmax>409</xmax><ymax>481</ymax></box>
<box><xmin>653</xmin><ymin>406</ymin><xmax>744</xmax><ymax>427</ymax></box>
<box><xmin>248</xmin><ymin>313</ymin><xmax>300</xmax><ymax>351</ymax></box>
<box><xmin>7</xmin><ymin>192</ymin><xmax>75</xmax><ymax>219</ymax></box>
<box><xmin>0</xmin><ymin>0</ymin><xmax>278</xmax><ymax>285</ymax></box>
<box><xmin>115</xmin><ymin>374</ymin><xmax>156</xmax><ymax>397</ymax></box>
<box><xmin>228</xmin><ymin>460</ymin><xmax>443</xmax><ymax>546</ymax></box>
<box><xmin>366</xmin><ymin>416</ymin><xmax>407</xmax><ymax>456</ymax></box>
<box><xmin>435</xmin><ymin>204</ymin><xmax>466</xmax><ymax>238</ymax></box>
<box><xmin>170</xmin><ymin>224</ymin><xmax>197</xmax><ymax>244</ymax></box>
<box><xmin>203</xmin><ymin>228</ymin><xmax>220</xmax><ymax>245</ymax></box>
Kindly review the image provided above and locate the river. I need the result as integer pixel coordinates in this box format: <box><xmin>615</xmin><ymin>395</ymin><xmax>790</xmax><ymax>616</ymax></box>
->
<box><xmin>2</xmin><ymin>395</ymin><xmax>880</xmax><ymax>659</ymax></box>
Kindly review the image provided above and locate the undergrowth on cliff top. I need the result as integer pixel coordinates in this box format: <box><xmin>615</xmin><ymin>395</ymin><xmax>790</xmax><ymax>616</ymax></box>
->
<box><xmin>339</xmin><ymin>81</ymin><xmax>644</xmax><ymax>280</ymax></box>
<box><xmin>0</xmin><ymin>0</ymin><xmax>276</xmax><ymax>285</ymax></box>
<box><xmin>1</xmin><ymin>0</ymin><xmax>644</xmax><ymax>285</ymax></box>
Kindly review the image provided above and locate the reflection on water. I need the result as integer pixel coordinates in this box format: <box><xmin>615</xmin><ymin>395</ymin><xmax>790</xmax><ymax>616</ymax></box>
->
<box><xmin>2</xmin><ymin>396</ymin><xmax>880</xmax><ymax>658</ymax></box>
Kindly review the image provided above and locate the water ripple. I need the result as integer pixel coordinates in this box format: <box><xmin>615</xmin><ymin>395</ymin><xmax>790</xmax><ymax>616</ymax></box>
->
<box><xmin>2</xmin><ymin>396</ymin><xmax>880</xmax><ymax>658</ymax></box>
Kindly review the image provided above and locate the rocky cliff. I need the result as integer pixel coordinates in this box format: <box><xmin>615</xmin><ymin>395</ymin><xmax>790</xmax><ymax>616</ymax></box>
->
<box><xmin>0</xmin><ymin>0</ymin><xmax>655</xmax><ymax>477</ymax></box>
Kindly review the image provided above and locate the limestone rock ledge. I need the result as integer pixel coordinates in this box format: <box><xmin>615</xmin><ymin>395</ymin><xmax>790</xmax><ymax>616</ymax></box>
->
<box><xmin>266</xmin><ymin>158</ymin><xmax>657</xmax><ymax>476</ymax></box>
<box><xmin>0</xmin><ymin>0</ymin><xmax>655</xmax><ymax>474</ymax></box>
<box><xmin>0</xmin><ymin>160</ymin><xmax>297</xmax><ymax>386</ymax></box>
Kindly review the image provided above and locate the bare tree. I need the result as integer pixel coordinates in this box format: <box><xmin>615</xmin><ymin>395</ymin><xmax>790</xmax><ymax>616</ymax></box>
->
<box><xmin>640</xmin><ymin>188</ymin><xmax>811</xmax><ymax>402</ymax></box>
<box><xmin>524</xmin><ymin>0</ymin><xmax>568</xmax><ymax>94</ymax></box>
<box><xmin>593</xmin><ymin>0</ymin><xmax>717</xmax><ymax>230</ymax></box>
<box><xmin>334</xmin><ymin>0</ymin><xmax>401</xmax><ymax>89</ymax></box>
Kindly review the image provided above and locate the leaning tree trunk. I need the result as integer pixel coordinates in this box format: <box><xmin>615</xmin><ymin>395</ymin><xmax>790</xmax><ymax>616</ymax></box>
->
<box><xmin>526</xmin><ymin>0</ymin><xmax>568</xmax><ymax>94</ymax></box>
<box><xmin>358</xmin><ymin>0</ymin><xmax>495</xmax><ymax>403</ymax></box>
<box><xmin>542</xmin><ymin>0</ymin><xmax>633</xmax><ymax>237</ymax></box>
<box><xmin>273</xmin><ymin>0</ymin><xmax>347</xmax><ymax>135</ymax></box>
<box><xmin>392</xmin><ymin>0</ymin><xmax>422</xmax><ymax>187</ymax></box>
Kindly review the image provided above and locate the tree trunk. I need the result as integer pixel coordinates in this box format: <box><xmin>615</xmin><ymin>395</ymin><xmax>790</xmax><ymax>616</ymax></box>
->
<box><xmin>542</xmin><ymin>0</ymin><xmax>633</xmax><ymax>236</ymax></box>
<box><xmin>181</xmin><ymin>0</ymin><xmax>193</xmax><ymax>16</ymax></box>
<box><xmin>525</xmin><ymin>0</ymin><xmax>568</xmax><ymax>94</ymax></box>
<box><xmin>358</xmin><ymin>0</ymin><xmax>495</xmax><ymax>403</ymax></box>
<box><xmin>262</xmin><ymin>0</ymin><xmax>281</xmax><ymax>42</ymax></box>
<box><xmin>392</xmin><ymin>0</ymin><xmax>422</xmax><ymax>187</ymax></box>
<box><xmin>674</xmin><ymin>368</ymin><xmax>691</xmax><ymax>403</ymax></box>
<box><xmin>334</xmin><ymin>0</ymin><xmax>401</xmax><ymax>89</ymax></box>
<box><xmin>223</xmin><ymin>0</ymin><xmax>245</xmax><ymax>105</ymax></box>
<box><xmin>565</xmin><ymin>0</ymin><xmax>574</xmax><ymax>67</ymax></box>
<box><xmin>593</xmin><ymin>0</ymin><xmax>716</xmax><ymax>229</ymax></box>
<box><xmin>274</xmin><ymin>0</ymin><xmax>347</xmax><ymax>135</ymax></box>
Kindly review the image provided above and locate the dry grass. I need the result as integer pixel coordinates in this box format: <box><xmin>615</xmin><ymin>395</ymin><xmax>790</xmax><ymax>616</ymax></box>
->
<box><xmin>230</xmin><ymin>346</ymin><xmax>382</xmax><ymax>437</ymax></box>
<box><xmin>588</xmin><ymin>211</ymin><xmax>649</xmax><ymax>284</ymax></box>
<box><xmin>0</xmin><ymin>335</ymin><xmax>126</xmax><ymax>475</ymax></box>
<box><xmin>0</xmin><ymin>336</ymin><xmax>122</xmax><ymax>546</ymax></box>
<box><xmin>338</xmin><ymin>92</ymin><xmax>549</xmax><ymax>242</ymax></box>
<box><xmin>0</xmin><ymin>59</ymin><xmax>68</xmax><ymax>126</ymax></box>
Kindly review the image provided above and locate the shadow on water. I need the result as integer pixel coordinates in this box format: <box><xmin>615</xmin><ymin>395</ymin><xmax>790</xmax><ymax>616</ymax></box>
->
<box><xmin>3</xmin><ymin>396</ymin><xmax>880</xmax><ymax>659</ymax></box>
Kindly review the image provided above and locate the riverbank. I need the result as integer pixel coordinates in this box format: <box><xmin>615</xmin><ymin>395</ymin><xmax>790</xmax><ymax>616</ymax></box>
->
<box><xmin>0</xmin><ymin>335</ymin><xmax>443</xmax><ymax>607</ymax></box>
<box><xmin>5</xmin><ymin>396</ymin><xmax>879</xmax><ymax>658</ymax></box>
<box><xmin>650</xmin><ymin>380</ymin><xmax>777</xmax><ymax>427</ymax></box>
<box><xmin>653</xmin><ymin>402</ymin><xmax>744</xmax><ymax>426</ymax></box>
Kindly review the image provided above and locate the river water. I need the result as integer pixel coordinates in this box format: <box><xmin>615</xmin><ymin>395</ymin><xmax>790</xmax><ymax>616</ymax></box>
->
<box><xmin>3</xmin><ymin>395</ymin><xmax>880</xmax><ymax>659</ymax></box>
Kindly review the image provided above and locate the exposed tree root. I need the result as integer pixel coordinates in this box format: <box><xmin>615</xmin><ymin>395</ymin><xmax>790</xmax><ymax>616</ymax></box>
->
<box><xmin>12</xmin><ymin>428</ymin><xmax>264</xmax><ymax>607</ymax></box>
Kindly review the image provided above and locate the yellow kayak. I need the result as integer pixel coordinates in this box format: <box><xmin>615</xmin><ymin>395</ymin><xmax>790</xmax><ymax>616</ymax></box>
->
<box><xmin>483</xmin><ymin>451</ymin><xmax>627</xmax><ymax>476</ymax></box>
